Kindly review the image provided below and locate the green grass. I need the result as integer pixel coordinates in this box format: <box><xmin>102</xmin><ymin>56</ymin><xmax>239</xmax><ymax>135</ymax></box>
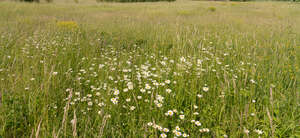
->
<box><xmin>0</xmin><ymin>1</ymin><xmax>299</xmax><ymax>137</ymax></box>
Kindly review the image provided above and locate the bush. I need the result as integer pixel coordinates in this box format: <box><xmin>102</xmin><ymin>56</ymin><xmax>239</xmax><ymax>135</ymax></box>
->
<box><xmin>208</xmin><ymin>7</ymin><xmax>216</xmax><ymax>12</ymax></box>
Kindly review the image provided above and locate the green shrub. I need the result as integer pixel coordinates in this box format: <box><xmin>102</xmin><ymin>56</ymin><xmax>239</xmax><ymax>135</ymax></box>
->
<box><xmin>22</xmin><ymin>0</ymin><xmax>40</xmax><ymax>2</ymax></box>
<box><xmin>208</xmin><ymin>7</ymin><xmax>216</xmax><ymax>12</ymax></box>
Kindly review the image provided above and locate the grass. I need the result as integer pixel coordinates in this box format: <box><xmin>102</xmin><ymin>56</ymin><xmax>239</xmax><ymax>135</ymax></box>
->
<box><xmin>0</xmin><ymin>0</ymin><xmax>299</xmax><ymax>137</ymax></box>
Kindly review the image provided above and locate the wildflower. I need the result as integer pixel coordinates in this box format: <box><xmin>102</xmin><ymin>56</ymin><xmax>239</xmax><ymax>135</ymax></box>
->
<box><xmin>197</xmin><ymin>59</ymin><xmax>202</xmax><ymax>64</ymax></box>
<box><xmin>179</xmin><ymin>115</ymin><xmax>185</xmax><ymax>120</ymax></box>
<box><xmin>183</xmin><ymin>133</ymin><xmax>189</xmax><ymax>137</ymax></box>
<box><xmin>140</xmin><ymin>88</ymin><xmax>146</xmax><ymax>93</ymax></box>
<box><xmin>271</xmin><ymin>84</ymin><xmax>276</xmax><ymax>88</ymax></box>
<box><xmin>163</xmin><ymin>128</ymin><xmax>169</xmax><ymax>132</ymax></box>
<box><xmin>111</xmin><ymin>98</ymin><xmax>118</xmax><ymax>104</ymax></box>
<box><xmin>175</xmin><ymin>126</ymin><xmax>180</xmax><ymax>131</ymax></box>
<box><xmin>180</xmin><ymin>57</ymin><xmax>186</xmax><ymax>62</ymax></box>
<box><xmin>147</xmin><ymin>122</ymin><xmax>153</xmax><ymax>126</ymax></box>
<box><xmin>199</xmin><ymin>128</ymin><xmax>210</xmax><ymax>133</ymax></box>
<box><xmin>88</xmin><ymin>102</ymin><xmax>93</xmax><ymax>106</ymax></box>
<box><xmin>113</xmin><ymin>89</ymin><xmax>119</xmax><ymax>95</ymax></box>
<box><xmin>127</xmin><ymin>82</ymin><xmax>133</xmax><ymax>90</ymax></box>
<box><xmin>99</xmin><ymin>64</ymin><xmax>105</xmax><ymax>69</ymax></box>
<box><xmin>165</xmin><ymin>80</ymin><xmax>171</xmax><ymax>84</ymax></box>
<box><xmin>244</xmin><ymin>128</ymin><xmax>250</xmax><ymax>134</ymax></box>
<box><xmin>166</xmin><ymin>89</ymin><xmax>172</xmax><ymax>93</ymax></box>
<box><xmin>130</xmin><ymin>106</ymin><xmax>136</xmax><ymax>111</ymax></box>
<box><xmin>156</xmin><ymin>103</ymin><xmax>162</xmax><ymax>108</ymax></box>
<box><xmin>160</xmin><ymin>133</ymin><xmax>167</xmax><ymax>138</ymax></box>
<box><xmin>195</xmin><ymin>121</ymin><xmax>201</xmax><ymax>126</ymax></box>
<box><xmin>145</xmin><ymin>84</ymin><xmax>151</xmax><ymax>90</ymax></box>
<box><xmin>254</xmin><ymin>129</ymin><xmax>263</xmax><ymax>135</ymax></box>
<box><xmin>157</xmin><ymin>126</ymin><xmax>163</xmax><ymax>131</ymax></box>
<box><xmin>197</xmin><ymin>94</ymin><xmax>203</xmax><ymax>98</ymax></box>
<box><xmin>175</xmin><ymin>131</ymin><xmax>182</xmax><ymax>137</ymax></box>
<box><xmin>156</xmin><ymin>95</ymin><xmax>164</xmax><ymax>102</ymax></box>
<box><xmin>98</xmin><ymin>102</ymin><xmax>105</xmax><ymax>107</ymax></box>
<box><xmin>52</xmin><ymin>72</ymin><xmax>58</xmax><ymax>75</ymax></box>
<box><xmin>202</xmin><ymin>87</ymin><xmax>209</xmax><ymax>92</ymax></box>
<box><xmin>166</xmin><ymin>110</ymin><xmax>174</xmax><ymax>116</ymax></box>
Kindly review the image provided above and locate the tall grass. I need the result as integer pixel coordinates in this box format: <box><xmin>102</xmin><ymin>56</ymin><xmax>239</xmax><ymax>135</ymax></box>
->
<box><xmin>0</xmin><ymin>1</ymin><xmax>299</xmax><ymax>137</ymax></box>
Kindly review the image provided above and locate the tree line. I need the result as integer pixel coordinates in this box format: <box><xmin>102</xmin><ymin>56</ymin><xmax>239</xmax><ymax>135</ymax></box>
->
<box><xmin>15</xmin><ymin>0</ymin><xmax>175</xmax><ymax>2</ymax></box>
<box><xmin>14</xmin><ymin>0</ymin><xmax>300</xmax><ymax>3</ymax></box>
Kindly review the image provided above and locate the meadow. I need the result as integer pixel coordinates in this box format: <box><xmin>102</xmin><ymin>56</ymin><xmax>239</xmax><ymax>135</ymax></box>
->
<box><xmin>0</xmin><ymin>0</ymin><xmax>299</xmax><ymax>137</ymax></box>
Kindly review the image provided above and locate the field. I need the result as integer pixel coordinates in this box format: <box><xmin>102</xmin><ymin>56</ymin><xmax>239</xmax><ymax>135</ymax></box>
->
<box><xmin>0</xmin><ymin>0</ymin><xmax>299</xmax><ymax>137</ymax></box>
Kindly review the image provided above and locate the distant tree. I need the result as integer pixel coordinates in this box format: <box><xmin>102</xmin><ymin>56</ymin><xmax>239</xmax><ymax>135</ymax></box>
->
<box><xmin>98</xmin><ymin>0</ymin><xmax>175</xmax><ymax>2</ymax></box>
